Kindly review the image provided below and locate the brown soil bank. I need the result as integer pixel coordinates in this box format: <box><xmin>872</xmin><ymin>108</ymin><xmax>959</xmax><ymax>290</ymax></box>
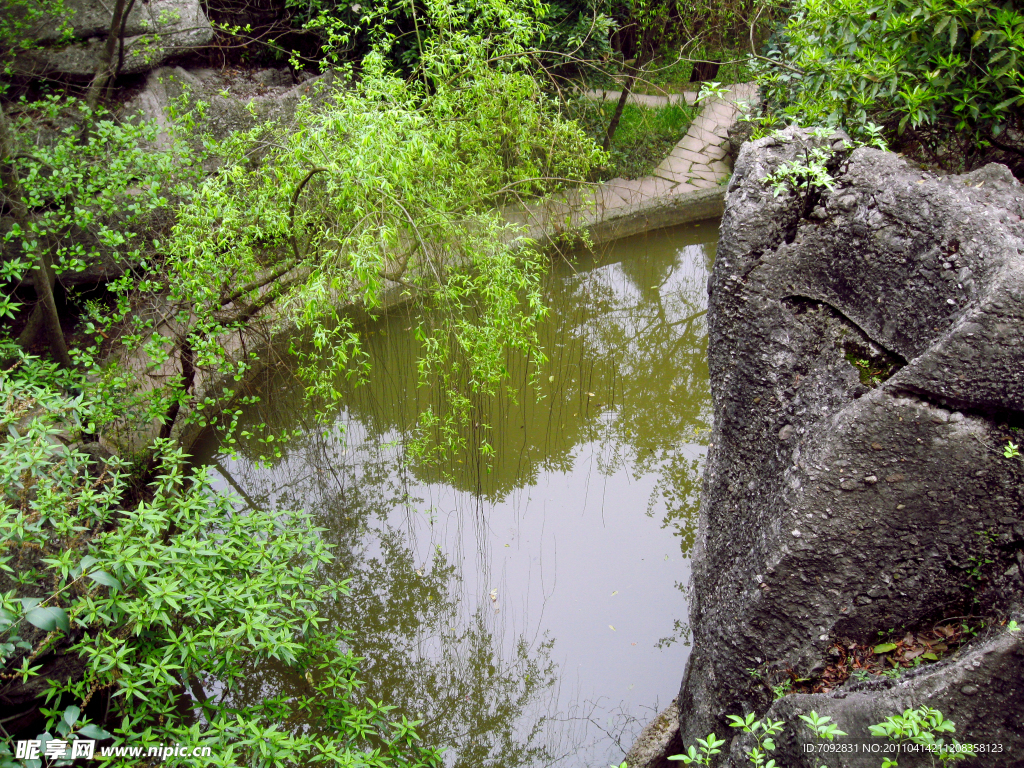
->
<box><xmin>676</xmin><ymin>127</ymin><xmax>1024</xmax><ymax>766</ymax></box>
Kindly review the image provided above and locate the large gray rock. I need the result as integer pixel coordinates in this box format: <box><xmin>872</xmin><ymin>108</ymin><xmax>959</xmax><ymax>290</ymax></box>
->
<box><xmin>624</xmin><ymin>700</ymin><xmax>684</xmax><ymax>768</ymax></box>
<box><xmin>125</xmin><ymin>66</ymin><xmax>333</xmax><ymax>145</ymax></box>
<box><xmin>14</xmin><ymin>0</ymin><xmax>213</xmax><ymax>79</ymax></box>
<box><xmin>677</xmin><ymin>127</ymin><xmax>1024</xmax><ymax>765</ymax></box>
<box><xmin>749</xmin><ymin>630</ymin><xmax>1024</xmax><ymax>767</ymax></box>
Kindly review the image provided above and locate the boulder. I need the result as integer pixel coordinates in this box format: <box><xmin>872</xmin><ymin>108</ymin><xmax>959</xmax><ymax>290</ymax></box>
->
<box><xmin>14</xmin><ymin>0</ymin><xmax>214</xmax><ymax>80</ymax></box>
<box><xmin>676</xmin><ymin>127</ymin><xmax>1024</xmax><ymax>765</ymax></box>
<box><xmin>623</xmin><ymin>699</ymin><xmax>685</xmax><ymax>768</ymax></box>
<box><xmin>125</xmin><ymin>65</ymin><xmax>335</xmax><ymax>146</ymax></box>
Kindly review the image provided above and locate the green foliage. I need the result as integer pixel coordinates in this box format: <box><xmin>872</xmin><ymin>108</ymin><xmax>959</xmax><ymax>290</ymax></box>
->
<box><xmin>1</xmin><ymin>97</ymin><xmax>199</xmax><ymax>336</ymax></box>
<box><xmin>0</xmin><ymin>4</ymin><xmax>609</xmax><ymax>758</ymax></box>
<box><xmin>727</xmin><ymin>714</ymin><xmax>785</xmax><ymax>767</ymax></box>
<box><xmin>665</xmin><ymin>708</ymin><xmax>972</xmax><ymax>768</ymax></box>
<box><xmin>291</xmin><ymin>0</ymin><xmax>548</xmax><ymax>71</ymax></box>
<box><xmin>567</xmin><ymin>98</ymin><xmax>695</xmax><ymax>178</ymax></box>
<box><xmin>756</xmin><ymin>0</ymin><xmax>1024</xmax><ymax>169</ymax></box>
<box><xmin>799</xmin><ymin>711</ymin><xmax>846</xmax><ymax>742</ymax></box>
<box><xmin>762</xmin><ymin>141</ymin><xmax>837</xmax><ymax>197</ymax></box>
<box><xmin>869</xmin><ymin>706</ymin><xmax>972</xmax><ymax>766</ymax></box>
<box><xmin>668</xmin><ymin>733</ymin><xmax>725</xmax><ymax>766</ymax></box>
<box><xmin>0</xmin><ymin>349</ymin><xmax>442</xmax><ymax>766</ymax></box>
<box><xmin>160</xmin><ymin>18</ymin><xmax>602</xmax><ymax>460</ymax></box>
<box><xmin>542</xmin><ymin>0</ymin><xmax>617</xmax><ymax>62</ymax></box>
<box><xmin>0</xmin><ymin>0</ymin><xmax>72</xmax><ymax>79</ymax></box>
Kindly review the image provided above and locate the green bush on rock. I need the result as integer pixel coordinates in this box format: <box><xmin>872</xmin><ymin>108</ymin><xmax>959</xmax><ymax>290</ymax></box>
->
<box><xmin>665</xmin><ymin>706</ymin><xmax>971</xmax><ymax>768</ymax></box>
<box><xmin>756</xmin><ymin>0</ymin><xmax>1024</xmax><ymax>172</ymax></box>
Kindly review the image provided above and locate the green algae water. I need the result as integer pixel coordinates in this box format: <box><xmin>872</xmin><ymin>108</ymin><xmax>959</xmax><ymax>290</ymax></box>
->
<box><xmin>191</xmin><ymin>219</ymin><xmax>718</xmax><ymax>767</ymax></box>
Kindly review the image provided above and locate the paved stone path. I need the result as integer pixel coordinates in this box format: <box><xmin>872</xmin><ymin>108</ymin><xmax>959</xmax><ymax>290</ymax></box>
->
<box><xmin>509</xmin><ymin>82</ymin><xmax>757</xmax><ymax>234</ymax></box>
<box><xmin>604</xmin><ymin>82</ymin><xmax>757</xmax><ymax>205</ymax></box>
<box><xmin>584</xmin><ymin>88</ymin><xmax>699</xmax><ymax>107</ymax></box>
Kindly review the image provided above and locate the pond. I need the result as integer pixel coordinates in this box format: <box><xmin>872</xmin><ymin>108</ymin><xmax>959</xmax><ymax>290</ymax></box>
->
<box><xmin>191</xmin><ymin>218</ymin><xmax>719</xmax><ymax>767</ymax></box>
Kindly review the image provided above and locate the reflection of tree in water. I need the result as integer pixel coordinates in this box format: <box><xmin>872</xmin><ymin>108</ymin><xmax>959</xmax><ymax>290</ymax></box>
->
<box><xmin>191</xmin><ymin>222</ymin><xmax>720</xmax><ymax>765</ymax></box>
<box><xmin>558</xmin><ymin>237</ymin><xmax>712</xmax><ymax>558</ymax></box>
<box><xmin>199</xmin><ymin>435</ymin><xmax>562</xmax><ymax>768</ymax></box>
<box><xmin>216</xmin><ymin>227</ymin><xmax>713</xmax><ymax>519</ymax></box>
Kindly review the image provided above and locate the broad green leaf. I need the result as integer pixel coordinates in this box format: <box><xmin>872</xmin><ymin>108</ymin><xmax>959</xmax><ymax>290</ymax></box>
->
<box><xmin>77</xmin><ymin>724</ymin><xmax>113</xmax><ymax>740</ymax></box>
<box><xmin>24</xmin><ymin>606</ymin><xmax>70</xmax><ymax>633</ymax></box>
<box><xmin>88</xmin><ymin>570</ymin><xmax>122</xmax><ymax>592</ymax></box>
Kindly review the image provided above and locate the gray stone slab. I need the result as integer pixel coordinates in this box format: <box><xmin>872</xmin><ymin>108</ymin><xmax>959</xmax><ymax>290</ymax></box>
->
<box><xmin>670</xmin><ymin>146</ymin><xmax>708</xmax><ymax>164</ymax></box>
<box><xmin>690</xmin><ymin>168</ymin><xmax>722</xmax><ymax>182</ymax></box>
<box><xmin>703</xmin><ymin>144</ymin><xmax>727</xmax><ymax>161</ymax></box>
<box><xmin>677</xmin><ymin>134</ymin><xmax>708</xmax><ymax>153</ymax></box>
<box><xmin>654</xmin><ymin>167</ymin><xmax>696</xmax><ymax>184</ymax></box>
<box><xmin>656</xmin><ymin>156</ymin><xmax>693</xmax><ymax>175</ymax></box>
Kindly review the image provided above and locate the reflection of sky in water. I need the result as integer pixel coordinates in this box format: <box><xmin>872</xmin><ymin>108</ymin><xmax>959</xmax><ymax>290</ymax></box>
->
<box><xmin>193</xmin><ymin>220</ymin><xmax>718</xmax><ymax>768</ymax></box>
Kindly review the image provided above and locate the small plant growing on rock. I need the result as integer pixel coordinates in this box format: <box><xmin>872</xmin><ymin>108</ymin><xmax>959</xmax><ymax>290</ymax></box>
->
<box><xmin>668</xmin><ymin>733</ymin><xmax>726</xmax><ymax>766</ymax></box>
<box><xmin>727</xmin><ymin>713</ymin><xmax>785</xmax><ymax>767</ymax></box>
<box><xmin>763</xmin><ymin>144</ymin><xmax>837</xmax><ymax>198</ymax></box>
<box><xmin>800</xmin><ymin>710</ymin><xmax>847</xmax><ymax>743</ymax></box>
<box><xmin>869</xmin><ymin>706</ymin><xmax>973</xmax><ymax>767</ymax></box>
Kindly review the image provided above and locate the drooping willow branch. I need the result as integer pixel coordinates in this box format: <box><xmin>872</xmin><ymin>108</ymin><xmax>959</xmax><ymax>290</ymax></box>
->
<box><xmin>289</xmin><ymin>166</ymin><xmax>329</xmax><ymax>262</ymax></box>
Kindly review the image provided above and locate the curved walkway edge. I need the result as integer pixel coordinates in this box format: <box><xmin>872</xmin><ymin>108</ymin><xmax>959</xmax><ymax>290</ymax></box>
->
<box><xmin>507</xmin><ymin>82</ymin><xmax>757</xmax><ymax>244</ymax></box>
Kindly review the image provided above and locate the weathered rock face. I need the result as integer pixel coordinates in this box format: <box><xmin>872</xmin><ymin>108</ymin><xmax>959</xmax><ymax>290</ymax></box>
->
<box><xmin>14</xmin><ymin>0</ymin><xmax>214</xmax><ymax>80</ymax></box>
<box><xmin>125</xmin><ymin>66</ymin><xmax>330</xmax><ymax>145</ymax></box>
<box><xmin>678</xmin><ymin>127</ymin><xmax>1024</xmax><ymax>765</ymax></box>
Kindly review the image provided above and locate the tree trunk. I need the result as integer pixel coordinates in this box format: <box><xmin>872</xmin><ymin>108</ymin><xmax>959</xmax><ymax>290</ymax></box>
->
<box><xmin>158</xmin><ymin>337</ymin><xmax>195</xmax><ymax>440</ymax></box>
<box><xmin>689</xmin><ymin>59</ymin><xmax>721</xmax><ymax>82</ymax></box>
<box><xmin>0</xmin><ymin>106</ymin><xmax>74</xmax><ymax>369</ymax></box>
<box><xmin>603</xmin><ymin>47</ymin><xmax>654</xmax><ymax>152</ymax></box>
<box><xmin>84</xmin><ymin>0</ymin><xmax>128</xmax><ymax>114</ymax></box>
<box><xmin>106</xmin><ymin>0</ymin><xmax>139</xmax><ymax>101</ymax></box>
<box><xmin>17</xmin><ymin>252</ymin><xmax>74</xmax><ymax>368</ymax></box>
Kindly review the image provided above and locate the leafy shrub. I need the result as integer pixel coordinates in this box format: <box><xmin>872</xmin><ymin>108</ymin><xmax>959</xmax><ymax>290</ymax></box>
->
<box><xmin>158</xmin><ymin>24</ymin><xmax>603</xmax><ymax>459</ymax></box>
<box><xmin>757</xmin><ymin>0</ymin><xmax>1024</xmax><ymax>172</ymax></box>
<box><xmin>0</xmin><ymin>347</ymin><xmax>442</xmax><ymax>766</ymax></box>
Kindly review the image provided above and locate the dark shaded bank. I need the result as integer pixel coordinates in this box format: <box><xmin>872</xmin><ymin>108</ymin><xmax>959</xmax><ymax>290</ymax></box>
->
<box><xmin>674</xmin><ymin>128</ymin><xmax>1024</xmax><ymax>766</ymax></box>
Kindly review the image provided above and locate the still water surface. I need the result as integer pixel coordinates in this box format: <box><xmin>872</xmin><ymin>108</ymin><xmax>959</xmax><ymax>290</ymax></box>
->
<box><xmin>192</xmin><ymin>219</ymin><xmax>718</xmax><ymax>767</ymax></box>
